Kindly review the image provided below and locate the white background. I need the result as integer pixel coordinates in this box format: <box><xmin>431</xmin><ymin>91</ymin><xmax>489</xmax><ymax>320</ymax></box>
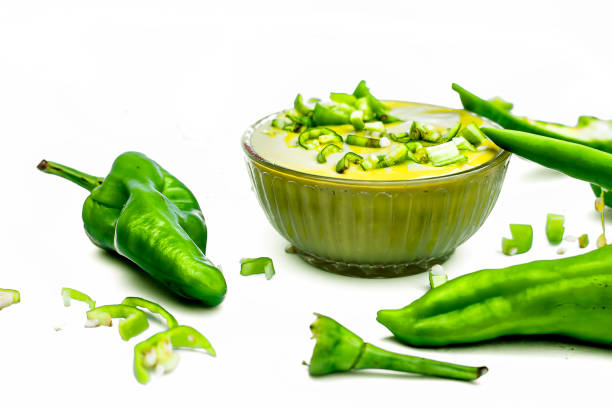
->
<box><xmin>1</xmin><ymin>1</ymin><xmax>611</xmax><ymax>406</ymax></box>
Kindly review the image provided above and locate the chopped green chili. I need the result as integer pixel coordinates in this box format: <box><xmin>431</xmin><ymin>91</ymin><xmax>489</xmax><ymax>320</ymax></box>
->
<box><xmin>298</xmin><ymin>128</ymin><xmax>343</xmax><ymax>150</ymax></box>
<box><xmin>336</xmin><ymin>152</ymin><xmax>363</xmax><ymax>173</ymax></box>
<box><xmin>312</xmin><ymin>103</ymin><xmax>354</xmax><ymax>126</ymax></box>
<box><xmin>441</xmin><ymin>122</ymin><xmax>462</xmax><ymax>142</ymax></box>
<box><xmin>308</xmin><ymin>314</ymin><xmax>487</xmax><ymax>381</ymax></box>
<box><xmin>346</xmin><ymin>134</ymin><xmax>385</xmax><ymax>148</ymax></box>
<box><xmin>0</xmin><ymin>289</ymin><xmax>20</xmax><ymax>310</ymax></box>
<box><xmin>350</xmin><ymin>110</ymin><xmax>365</xmax><ymax>130</ymax></box>
<box><xmin>121</xmin><ymin>297</ymin><xmax>179</xmax><ymax>329</ymax></box>
<box><xmin>546</xmin><ymin>214</ymin><xmax>565</xmax><ymax>245</ymax></box>
<box><xmin>388</xmin><ymin>132</ymin><xmax>418</xmax><ymax>143</ymax></box>
<box><xmin>61</xmin><ymin>287</ymin><xmax>96</xmax><ymax>309</ymax></box>
<box><xmin>425</xmin><ymin>142</ymin><xmax>467</xmax><ymax>167</ymax></box>
<box><xmin>240</xmin><ymin>257</ymin><xmax>276</xmax><ymax>280</ymax></box>
<box><xmin>330</xmin><ymin>92</ymin><xmax>357</xmax><ymax>106</ymax></box>
<box><xmin>316</xmin><ymin>144</ymin><xmax>343</xmax><ymax>164</ymax></box>
<box><xmin>410</xmin><ymin>121</ymin><xmax>442</xmax><ymax>142</ymax></box>
<box><xmin>578</xmin><ymin>234</ymin><xmax>589</xmax><ymax>249</ymax></box>
<box><xmin>453</xmin><ymin>136</ymin><xmax>476</xmax><ymax>151</ymax></box>
<box><xmin>459</xmin><ymin>123</ymin><xmax>487</xmax><ymax>146</ymax></box>
<box><xmin>86</xmin><ymin>305</ymin><xmax>150</xmax><ymax>341</ymax></box>
<box><xmin>271</xmin><ymin>117</ymin><xmax>302</xmax><ymax>133</ymax></box>
<box><xmin>364</xmin><ymin>121</ymin><xmax>385</xmax><ymax>133</ymax></box>
<box><xmin>428</xmin><ymin>265</ymin><xmax>447</xmax><ymax>289</ymax></box>
<box><xmin>502</xmin><ymin>224</ymin><xmax>533</xmax><ymax>255</ymax></box>
<box><xmin>134</xmin><ymin>325</ymin><xmax>215</xmax><ymax>384</ymax></box>
<box><xmin>294</xmin><ymin>94</ymin><xmax>313</xmax><ymax>116</ymax></box>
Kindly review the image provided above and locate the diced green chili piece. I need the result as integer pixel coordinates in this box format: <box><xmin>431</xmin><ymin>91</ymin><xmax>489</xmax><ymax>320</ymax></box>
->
<box><xmin>354</xmin><ymin>97</ymin><xmax>375</xmax><ymax>121</ymax></box>
<box><xmin>62</xmin><ymin>287</ymin><xmax>95</xmax><ymax>309</ymax></box>
<box><xmin>460</xmin><ymin>123</ymin><xmax>487</xmax><ymax>146</ymax></box>
<box><xmin>0</xmin><ymin>289</ymin><xmax>20</xmax><ymax>310</ymax></box>
<box><xmin>546</xmin><ymin>214</ymin><xmax>565</xmax><ymax>245</ymax></box>
<box><xmin>330</xmin><ymin>92</ymin><xmax>357</xmax><ymax>107</ymax></box>
<box><xmin>312</xmin><ymin>103</ymin><xmax>354</xmax><ymax>126</ymax></box>
<box><xmin>346</xmin><ymin>134</ymin><xmax>385</xmax><ymax>148</ymax></box>
<box><xmin>308</xmin><ymin>314</ymin><xmax>487</xmax><ymax>381</ymax></box>
<box><xmin>378</xmin><ymin>143</ymin><xmax>408</xmax><ymax>168</ymax></box>
<box><xmin>240</xmin><ymin>257</ymin><xmax>276</xmax><ymax>280</ymax></box>
<box><xmin>352</xmin><ymin>80</ymin><xmax>388</xmax><ymax>115</ymax></box>
<box><xmin>336</xmin><ymin>152</ymin><xmax>363</xmax><ymax>173</ymax></box>
<box><xmin>364</xmin><ymin>121</ymin><xmax>385</xmax><ymax>133</ymax></box>
<box><xmin>578</xmin><ymin>234</ymin><xmax>589</xmax><ymax>248</ymax></box>
<box><xmin>410</xmin><ymin>121</ymin><xmax>442</xmax><ymax>142</ymax></box>
<box><xmin>298</xmin><ymin>128</ymin><xmax>343</xmax><ymax>150</ymax></box>
<box><xmin>360</xmin><ymin>154</ymin><xmax>381</xmax><ymax>171</ymax></box>
<box><xmin>350</xmin><ymin>110</ymin><xmax>365</xmax><ymax>130</ymax></box>
<box><xmin>425</xmin><ymin>142</ymin><xmax>467</xmax><ymax>167</ymax></box>
<box><xmin>122</xmin><ymin>297</ymin><xmax>179</xmax><ymax>329</ymax></box>
<box><xmin>294</xmin><ymin>94</ymin><xmax>313</xmax><ymax>116</ymax></box>
<box><xmin>453</xmin><ymin>136</ymin><xmax>476</xmax><ymax>151</ymax></box>
<box><xmin>388</xmin><ymin>132</ymin><xmax>418</xmax><ymax>143</ymax></box>
<box><xmin>378</xmin><ymin>111</ymin><xmax>402</xmax><ymax>124</ymax></box>
<box><xmin>317</xmin><ymin>144</ymin><xmax>343</xmax><ymax>164</ymax></box>
<box><xmin>428</xmin><ymin>265</ymin><xmax>447</xmax><ymax>289</ymax></box>
<box><xmin>271</xmin><ymin>117</ymin><xmax>302</xmax><ymax>133</ymax></box>
<box><xmin>134</xmin><ymin>325</ymin><xmax>215</xmax><ymax>384</ymax></box>
<box><xmin>440</xmin><ymin>122</ymin><xmax>462</xmax><ymax>142</ymax></box>
<box><xmin>86</xmin><ymin>305</ymin><xmax>149</xmax><ymax>341</ymax></box>
<box><xmin>501</xmin><ymin>224</ymin><xmax>533</xmax><ymax>255</ymax></box>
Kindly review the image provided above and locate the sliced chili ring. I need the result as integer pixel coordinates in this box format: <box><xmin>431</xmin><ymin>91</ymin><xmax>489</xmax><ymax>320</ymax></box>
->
<box><xmin>317</xmin><ymin>144</ymin><xmax>343</xmax><ymax>164</ymax></box>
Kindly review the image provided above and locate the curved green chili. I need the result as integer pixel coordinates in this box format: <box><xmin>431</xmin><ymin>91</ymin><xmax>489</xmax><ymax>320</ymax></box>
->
<box><xmin>482</xmin><ymin>128</ymin><xmax>612</xmax><ymax>191</ymax></box>
<box><xmin>377</xmin><ymin>245</ymin><xmax>612</xmax><ymax>347</ymax></box>
<box><xmin>121</xmin><ymin>297</ymin><xmax>179</xmax><ymax>329</ymax></box>
<box><xmin>335</xmin><ymin>152</ymin><xmax>363</xmax><ymax>174</ymax></box>
<box><xmin>316</xmin><ymin>144</ymin><xmax>342</xmax><ymax>164</ymax></box>
<box><xmin>62</xmin><ymin>287</ymin><xmax>96</xmax><ymax>309</ymax></box>
<box><xmin>86</xmin><ymin>305</ymin><xmax>149</xmax><ymax>341</ymax></box>
<box><xmin>298</xmin><ymin>128</ymin><xmax>343</xmax><ymax>150</ymax></box>
<box><xmin>0</xmin><ymin>289</ymin><xmax>20</xmax><ymax>310</ymax></box>
<box><xmin>133</xmin><ymin>325</ymin><xmax>215</xmax><ymax>384</ymax></box>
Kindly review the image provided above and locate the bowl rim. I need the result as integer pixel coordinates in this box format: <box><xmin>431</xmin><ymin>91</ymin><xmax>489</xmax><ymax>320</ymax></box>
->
<box><xmin>241</xmin><ymin>102</ymin><xmax>511</xmax><ymax>187</ymax></box>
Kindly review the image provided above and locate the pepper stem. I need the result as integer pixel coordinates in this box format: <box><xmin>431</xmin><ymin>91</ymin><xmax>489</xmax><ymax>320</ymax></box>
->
<box><xmin>37</xmin><ymin>160</ymin><xmax>103</xmax><ymax>192</ymax></box>
<box><xmin>353</xmin><ymin>343</ymin><xmax>487</xmax><ymax>381</ymax></box>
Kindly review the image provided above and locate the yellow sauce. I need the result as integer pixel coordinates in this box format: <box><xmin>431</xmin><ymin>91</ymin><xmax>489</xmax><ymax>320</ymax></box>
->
<box><xmin>251</xmin><ymin>101</ymin><xmax>500</xmax><ymax>181</ymax></box>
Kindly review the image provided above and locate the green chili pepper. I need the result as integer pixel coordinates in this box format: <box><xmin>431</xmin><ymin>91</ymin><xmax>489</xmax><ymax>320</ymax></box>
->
<box><xmin>134</xmin><ymin>325</ymin><xmax>215</xmax><ymax>384</ymax></box>
<box><xmin>240</xmin><ymin>257</ymin><xmax>276</xmax><ymax>280</ymax></box>
<box><xmin>488</xmin><ymin>96</ymin><xmax>514</xmax><ymax>111</ymax></box>
<box><xmin>308</xmin><ymin>314</ymin><xmax>487</xmax><ymax>381</ymax></box>
<box><xmin>481</xmin><ymin>128</ymin><xmax>612</xmax><ymax>191</ymax></box>
<box><xmin>354</xmin><ymin>97</ymin><xmax>375</xmax><ymax>122</ymax></box>
<box><xmin>37</xmin><ymin>153</ymin><xmax>227</xmax><ymax>306</ymax></box>
<box><xmin>377</xmin><ymin>245</ymin><xmax>612</xmax><ymax>347</ymax></box>
<box><xmin>298</xmin><ymin>128</ymin><xmax>343</xmax><ymax>150</ymax></box>
<box><xmin>0</xmin><ymin>289</ymin><xmax>20</xmax><ymax>310</ymax></box>
<box><xmin>316</xmin><ymin>144</ymin><xmax>343</xmax><ymax>164</ymax></box>
<box><xmin>546</xmin><ymin>214</ymin><xmax>565</xmax><ymax>245</ymax></box>
<box><xmin>351</xmin><ymin>81</ymin><xmax>400</xmax><ymax>123</ymax></box>
<box><xmin>271</xmin><ymin>117</ymin><xmax>302</xmax><ymax>133</ymax></box>
<box><xmin>501</xmin><ymin>224</ymin><xmax>533</xmax><ymax>255</ymax></box>
<box><xmin>62</xmin><ymin>287</ymin><xmax>95</xmax><ymax>309</ymax></box>
<box><xmin>459</xmin><ymin>123</ymin><xmax>487</xmax><ymax>146</ymax></box>
<box><xmin>86</xmin><ymin>304</ymin><xmax>149</xmax><ymax>341</ymax></box>
<box><xmin>453</xmin><ymin>83</ymin><xmax>612</xmax><ymax>153</ymax></box>
<box><xmin>121</xmin><ymin>297</ymin><xmax>179</xmax><ymax>329</ymax></box>
<box><xmin>335</xmin><ymin>152</ymin><xmax>363</xmax><ymax>174</ymax></box>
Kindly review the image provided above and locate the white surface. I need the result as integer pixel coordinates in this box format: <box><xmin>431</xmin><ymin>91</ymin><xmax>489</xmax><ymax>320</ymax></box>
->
<box><xmin>1</xmin><ymin>1</ymin><xmax>612</xmax><ymax>406</ymax></box>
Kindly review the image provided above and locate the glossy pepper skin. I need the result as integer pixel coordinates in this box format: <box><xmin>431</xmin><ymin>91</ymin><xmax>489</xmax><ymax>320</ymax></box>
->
<box><xmin>38</xmin><ymin>152</ymin><xmax>227</xmax><ymax>306</ymax></box>
<box><xmin>377</xmin><ymin>245</ymin><xmax>612</xmax><ymax>347</ymax></box>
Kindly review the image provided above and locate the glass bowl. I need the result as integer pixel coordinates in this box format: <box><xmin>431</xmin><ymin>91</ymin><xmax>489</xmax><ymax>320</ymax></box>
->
<box><xmin>242</xmin><ymin>108</ymin><xmax>511</xmax><ymax>278</ymax></box>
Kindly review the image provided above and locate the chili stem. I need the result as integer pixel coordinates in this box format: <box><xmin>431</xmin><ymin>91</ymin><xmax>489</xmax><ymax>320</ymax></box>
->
<box><xmin>354</xmin><ymin>343</ymin><xmax>487</xmax><ymax>381</ymax></box>
<box><xmin>37</xmin><ymin>160</ymin><xmax>103</xmax><ymax>192</ymax></box>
